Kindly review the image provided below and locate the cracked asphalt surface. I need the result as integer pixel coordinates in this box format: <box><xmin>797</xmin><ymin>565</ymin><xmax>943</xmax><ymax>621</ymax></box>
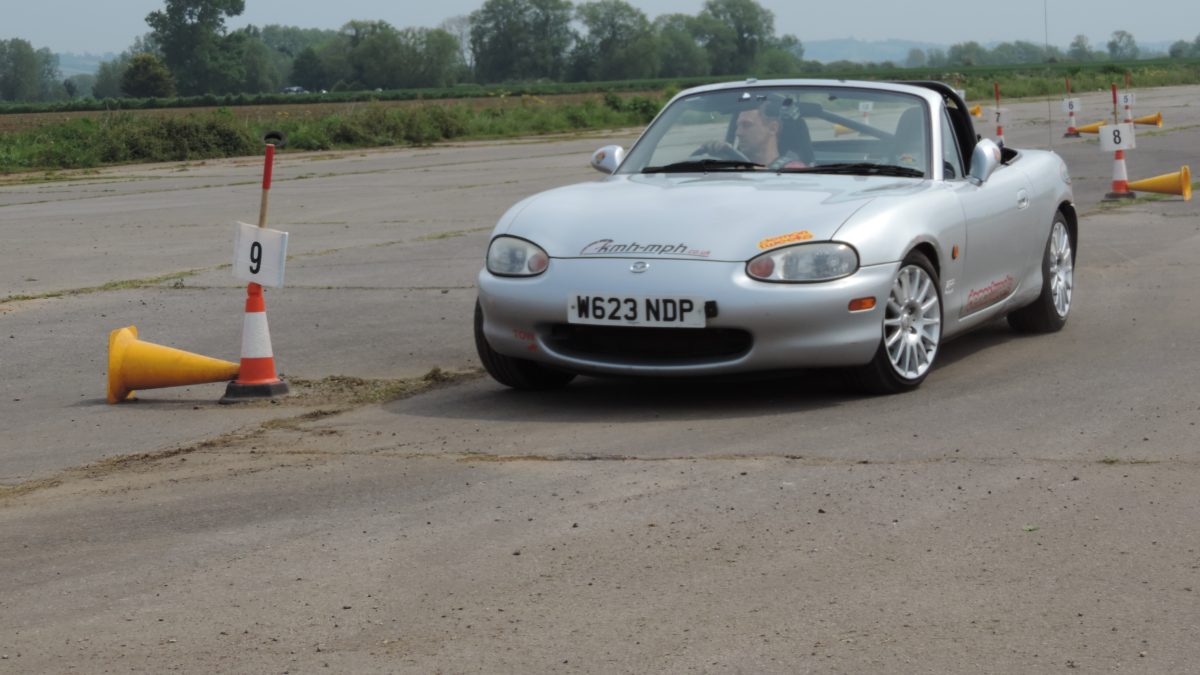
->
<box><xmin>2</xmin><ymin>87</ymin><xmax>1199</xmax><ymax>673</ymax></box>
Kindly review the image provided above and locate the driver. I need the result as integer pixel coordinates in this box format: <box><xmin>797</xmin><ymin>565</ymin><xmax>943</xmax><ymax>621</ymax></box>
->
<box><xmin>701</xmin><ymin>101</ymin><xmax>807</xmax><ymax>170</ymax></box>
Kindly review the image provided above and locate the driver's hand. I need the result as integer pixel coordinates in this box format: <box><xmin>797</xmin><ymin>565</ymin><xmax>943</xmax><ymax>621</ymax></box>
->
<box><xmin>696</xmin><ymin>141</ymin><xmax>734</xmax><ymax>155</ymax></box>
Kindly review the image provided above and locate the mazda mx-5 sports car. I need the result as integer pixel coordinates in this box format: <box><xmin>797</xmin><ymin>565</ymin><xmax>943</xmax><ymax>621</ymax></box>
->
<box><xmin>474</xmin><ymin>79</ymin><xmax>1076</xmax><ymax>394</ymax></box>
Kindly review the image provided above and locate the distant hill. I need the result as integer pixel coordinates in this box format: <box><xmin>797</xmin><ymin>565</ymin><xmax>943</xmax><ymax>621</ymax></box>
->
<box><xmin>56</xmin><ymin>52</ymin><xmax>117</xmax><ymax>77</ymax></box>
<box><xmin>804</xmin><ymin>37</ymin><xmax>1177</xmax><ymax>64</ymax></box>
<box><xmin>804</xmin><ymin>38</ymin><xmax>947</xmax><ymax>64</ymax></box>
<box><xmin>1137</xmin><ymin>41</ymin><xmax>1172</xmax><ymax>58</ymax></box>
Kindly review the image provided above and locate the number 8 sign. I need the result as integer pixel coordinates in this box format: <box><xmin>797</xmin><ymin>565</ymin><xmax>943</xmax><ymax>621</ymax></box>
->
<box><xmin>1099</xmin><ymin>123</ymin><xmax>1136</xmax><ymax>152</ymax></box>
<box><xmin>233</xmin><ymin>221</ymin><xmax>289</xmax><ymax>287</ymax></box>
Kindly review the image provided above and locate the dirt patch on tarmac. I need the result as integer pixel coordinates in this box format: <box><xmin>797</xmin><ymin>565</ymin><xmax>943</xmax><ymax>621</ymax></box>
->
<box><xmin>0</xmin><ymin>368</ymin><xmax>483</xmax><ymax>503</ymax></box>
<box><xmin>280</xmin><ymin>367</ymin><xmax>482</xmax><ymax>406</ymax></box>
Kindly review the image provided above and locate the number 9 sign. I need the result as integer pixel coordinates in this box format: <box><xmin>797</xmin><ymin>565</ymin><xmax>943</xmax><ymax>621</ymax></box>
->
<box><xmin>233</xmin><ymin>221</ymin><xmax>289</xmax><ymax>287</ymax></box>
<box><xmin>1099</xmin><ymin>123</ymin><xmax>1136</xmax><ymax>152</ymax></box>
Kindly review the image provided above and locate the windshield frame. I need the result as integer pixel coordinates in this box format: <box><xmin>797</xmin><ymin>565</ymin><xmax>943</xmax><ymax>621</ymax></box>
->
<box><xmin>617</xmin><ymin>82</ymin><xmax>934</xmax><ymax>179</ymax></box>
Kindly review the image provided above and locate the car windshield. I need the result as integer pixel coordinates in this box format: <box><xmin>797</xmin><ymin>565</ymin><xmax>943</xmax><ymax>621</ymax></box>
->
<box><xmin>622</xmin><ymin>84</ymin><xmax>930</xmax><ymax>178</ymax></box>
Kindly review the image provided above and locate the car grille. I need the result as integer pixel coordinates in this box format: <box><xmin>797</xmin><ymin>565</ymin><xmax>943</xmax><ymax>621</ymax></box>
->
<box><xmin>546</xmin><ymin>324</ymin><xmax>752</xmax><ymax>364</ymax></box>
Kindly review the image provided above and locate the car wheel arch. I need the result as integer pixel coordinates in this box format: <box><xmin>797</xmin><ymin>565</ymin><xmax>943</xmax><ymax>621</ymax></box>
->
<box><xmin>1057</xmin><ymin>202</ymin><xmax>1078</xmax><ymax>259</ymax></box>
<box><xmin>910</xmin><ymin>241</ymin><xmax>941</xmax><ymax>277</ymax></box>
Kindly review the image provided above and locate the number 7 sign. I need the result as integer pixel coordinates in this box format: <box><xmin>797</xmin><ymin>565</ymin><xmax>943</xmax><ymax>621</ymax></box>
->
<box><xmin>233</xmin><ymin>221</ymin><xmax>289</xmax><ymax>287</ymax></box>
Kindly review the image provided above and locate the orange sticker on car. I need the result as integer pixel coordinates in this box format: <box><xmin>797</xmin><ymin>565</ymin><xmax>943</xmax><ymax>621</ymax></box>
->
<box><xmin>757</xmin><ymin>231</ymin><xmax>814</xmax><ymax>249</ymax></box>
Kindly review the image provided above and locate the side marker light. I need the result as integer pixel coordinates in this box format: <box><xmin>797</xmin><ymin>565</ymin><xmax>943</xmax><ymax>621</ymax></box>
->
<box><xmin>848</xmin><ymin>297</ymin><xmax>876</xmax><ymax>312</ymax></box>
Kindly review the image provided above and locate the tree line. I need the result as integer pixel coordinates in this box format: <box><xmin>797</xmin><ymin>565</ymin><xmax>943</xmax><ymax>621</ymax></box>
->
<box><xmin>898</xmin><ymin>31</ymin><xmax>1181</xmax><ymax>69</ymax></box>
<box><xmin>3</xmin><ymin>0</ymin><xmax>1200</xmax><ymax>103</ymax></box>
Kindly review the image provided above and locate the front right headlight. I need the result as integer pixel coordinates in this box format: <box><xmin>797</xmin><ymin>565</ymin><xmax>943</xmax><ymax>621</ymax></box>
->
<box><xmin>746</xmin><ymin>242</ymin><xmax>859</xmax><ymax>282</ymax></box>
<box><xmin>486</xmin><ymin>236</ymin><xmax>550</xmax><ymax>277</ymax></box>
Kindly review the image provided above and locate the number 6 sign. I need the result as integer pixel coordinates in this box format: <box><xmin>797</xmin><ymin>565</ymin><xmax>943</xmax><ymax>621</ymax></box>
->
<box><xmin>1099</xmin><ymin>123</ymin><xmax>1136</xmax><ymax>152</ymax></box>
<box><xmin>233</xmin><ymin>221</ymin><xmax>289</xmax><ymax>287</ymax></box>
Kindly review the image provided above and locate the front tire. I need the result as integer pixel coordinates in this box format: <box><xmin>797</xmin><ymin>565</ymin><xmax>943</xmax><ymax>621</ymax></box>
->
<box><xmin>1008</xmin><ymin>213</ymin><xmax>1074</xmax><ymax>334</ymax></box>
<box><xmin>474</xmin><ymin>302</ymin><xmax>576</xmax><ymax>390</ymax></box>
<box><xmin>852</xmin><ymin>251</ymin><xmax>943</xmax><ymax>395</ymax></box>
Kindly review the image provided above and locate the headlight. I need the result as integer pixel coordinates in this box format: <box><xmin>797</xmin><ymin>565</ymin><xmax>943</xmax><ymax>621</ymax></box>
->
<box><xmin>486</xmin><ymin>236</ymin><xmax>550</xmax><ymax>277</ymax></box>
<box><xmin>746</xmin><ymin>243</ymin><xmax>859</xmax><ymax>282</ymax></box>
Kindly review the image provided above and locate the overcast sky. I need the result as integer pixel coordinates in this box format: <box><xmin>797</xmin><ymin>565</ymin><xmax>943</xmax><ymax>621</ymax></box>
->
<box><xmin>5</xmin><ymin>0</ymin><xmax>1198</xmax><ymax>55</ymax></box>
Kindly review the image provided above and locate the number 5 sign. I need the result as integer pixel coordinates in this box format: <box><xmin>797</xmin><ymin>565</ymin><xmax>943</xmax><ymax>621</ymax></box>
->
<box><xmin>1099</xmin><ymin>123</ymin><xmax>1136</xmax><ymax>152</ymax></box>
<box><xmin>233</xmin><ymin>221</ymin><xmax>289</xmax><ymax>287</ymax></box>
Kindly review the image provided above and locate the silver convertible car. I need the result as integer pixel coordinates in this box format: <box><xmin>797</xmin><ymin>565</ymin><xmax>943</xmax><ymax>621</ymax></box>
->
<box><xmin>475</xmin><ymin>79</ymin><xmax>1076</xmax><ymax>393</ymax></box>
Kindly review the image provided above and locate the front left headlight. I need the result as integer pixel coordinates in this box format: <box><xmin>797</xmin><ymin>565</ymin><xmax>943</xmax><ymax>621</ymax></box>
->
<box><xmin>486</xmin><ymin>236</ymin><xmax>550</xmax><ymax>277</ymax></box>
<box><xmin>746</xmin><ymin>242</ymin><xmax>859</xmax><ymax>282</ymax></box>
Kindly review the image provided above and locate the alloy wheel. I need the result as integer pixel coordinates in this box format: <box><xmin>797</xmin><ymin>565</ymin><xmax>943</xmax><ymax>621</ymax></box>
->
<box><xmin>884</xmin><ymin>264</ymin><xmax>942</xmax><ymax>380</ymax></box>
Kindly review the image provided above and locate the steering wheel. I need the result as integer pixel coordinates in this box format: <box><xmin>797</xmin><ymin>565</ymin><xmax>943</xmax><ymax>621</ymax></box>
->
<box><xmin>692</xmin><ymin>141</ymin><xmax>751</xmax><ymax>163</ymax></box>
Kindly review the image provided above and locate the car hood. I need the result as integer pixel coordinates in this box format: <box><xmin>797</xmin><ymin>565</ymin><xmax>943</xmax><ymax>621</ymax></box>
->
<box><xmin>498</xmin><ymin>173</ymin><xmax>923</xmax><ymax>261</ymax></box>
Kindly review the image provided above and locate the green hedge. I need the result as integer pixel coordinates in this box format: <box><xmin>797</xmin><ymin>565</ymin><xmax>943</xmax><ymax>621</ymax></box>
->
<box><xmin>4</xmin><ymin>58</ymin><xmax>1200</xmax><ymax>172</ymax></box>
<box><xmin>0</xmin><ymin>96</ymin><xmax>665</xmax><ymax>171</ymax></box>
<box><xmin>4</xmin><ymin>58</ymin><xmax>1200</xmax><ymax>116</ymax></box>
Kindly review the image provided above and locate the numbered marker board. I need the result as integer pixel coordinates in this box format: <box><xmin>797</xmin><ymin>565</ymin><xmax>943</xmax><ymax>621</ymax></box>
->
<box><xmin>1120</xmin><ymin>92</ymin><xmax>1136</xmax><ymax>106</ymax></box>
<box><xmin>1061</xmin><ymin>98</ymin><xmax>1081</xmax><ymax>114</ymax></box>
<box><xmin>858</xmin><ymin>101</ymin><xmax>873</xmax><ymax>113</ymax></box>
<box><xmin>954</xmin><ymin>88</ymin><xmax>967</xmax><ymax>101</ymax></box>
<box><xmin>1099</xmin><ymin>123</ymin><xmax>1136</xmax><ymax>152</ymax></box>
<box><xmin>993</xmin><ymin>108</ymin><xmax>1008</xmax><ymax>126</ymax></box>
<box><xmin>233</xmin><ymin>221</ymin><xmax>289</xmax><ymax>288</ymax></box>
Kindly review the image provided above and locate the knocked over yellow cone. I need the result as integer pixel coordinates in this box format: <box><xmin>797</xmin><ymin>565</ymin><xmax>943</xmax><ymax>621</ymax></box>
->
<box><xmin>1076</xmin><ymin>120</ymin><xmax>1107</xmax><ymax>134</ymax></box>
<box><xmin>1127</xmin><ymin>165</ymin><xmax>1192</xmax><ymax>201</ymax></box>
<box><xmin>107</xmin><ymin>326</ymin><xmax>240</xmax><ymax>403</ymax></box>
<box><xmin>1133</xmin><ymin>112</ymin><xmax>1163</xmax><ymax>127</ymax></box>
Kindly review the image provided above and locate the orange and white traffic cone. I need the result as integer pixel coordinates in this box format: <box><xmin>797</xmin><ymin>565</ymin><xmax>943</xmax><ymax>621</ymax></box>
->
<box><xmin>1104</xmin><ymin>149</ymin><xmax>1137</xmax><ymax>201</ymax></box>
<box><xmin>220</xmin><ymin>282</ymin><xmax>288</xmax><ymax>402</ymax></box>
<box><xmin>1064</xmin><ymin>108</ymin><xmax>1080</xmax><ymax>138</ymax></box>
<box><xmin>993</xmin><ymin>82</ymin><xmax>1005</xmax><ymax>147</ymax></box>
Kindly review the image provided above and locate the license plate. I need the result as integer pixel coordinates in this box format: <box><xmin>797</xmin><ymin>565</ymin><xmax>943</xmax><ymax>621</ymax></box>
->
<box><xmin>568</xmin><ymin>294</ymin><xmax>706</xmax><ymax>328</ymax></box>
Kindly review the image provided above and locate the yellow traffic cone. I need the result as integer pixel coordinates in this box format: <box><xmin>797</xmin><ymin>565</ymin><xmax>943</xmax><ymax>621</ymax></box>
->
<box><xmin>833</xmin><ymin>123</ymin><xmax>856</xmax><ymax>136</ymax></box>
<box><xmin>107</xmin><ymin>326</ymin><xmax>240</xmax><ymax>403</ymax></box>
<box><xmin>1133</xmin><ymin>112</ymin><xmax>1163</xmax><ymax>128</ymax></box>
<box><xmin>1076</xmin><ymin>120</ymin><xmax>1107</xmax><ymax>134</ymax></box>
<box><xmin>1127</xmin><ymin>166</ymin><xmax>1192</xmax><ymax>201</ymax></box>
<box><xmin>969</xmin><ymin>104</ymin><xmax>983</xmax><ymax>118</ymax></box>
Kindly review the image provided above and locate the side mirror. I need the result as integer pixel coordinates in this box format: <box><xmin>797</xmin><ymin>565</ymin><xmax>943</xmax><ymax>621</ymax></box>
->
<box><xmin>968</xmin><ymin>138</ymin><xmax>1001</xmax><ymax>185</ymax></box>
<box><xmin>590</xmin><ymin>145</ymin><xmax>625</xmax><ymax>175</ymax></box>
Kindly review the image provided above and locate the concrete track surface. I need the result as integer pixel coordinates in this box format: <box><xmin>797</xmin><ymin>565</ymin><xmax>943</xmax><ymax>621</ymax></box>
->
<box><xmin>2</xmin><ymin>85</ymin><xmax>1199</xmax><ymax>673</ymax></box>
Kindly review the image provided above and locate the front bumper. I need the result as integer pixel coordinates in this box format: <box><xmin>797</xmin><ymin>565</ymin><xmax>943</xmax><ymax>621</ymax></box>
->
<box><xmin>477</xmin><ymin>257</ymin><xmax>900</xmax><ymax>377</ymax></box>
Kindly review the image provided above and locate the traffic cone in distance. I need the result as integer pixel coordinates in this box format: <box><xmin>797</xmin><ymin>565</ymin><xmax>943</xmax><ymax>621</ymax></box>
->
<box><xmin>1133</xmin><ymin>112</ymin><xmax>1163</xmax><ymax>128</ymax></box>
<box><xmin>1104</xmin><ymin>149</ymin><xmax>1137</xmax><ymax>201</ymax></box>
<box><xmin>220</xmin><ymin>283</ymin><xmax>289</xmax><ymax>403</ymax></box>
<box><xmin>1076</xmin><ymin>120</ymin><xmax>1107</xmax><ymax>134</ymax></box>
<box><xmin>1127</xmin><ymin>165</ymin><xmax>1191</xmax><ymax>201</ymax></box>
<box><xmin>1064</xmin><ymin>108</ymin><xmax>1081</xmax><ymax>137</ymax></box>
<box><xmin>107</xmin><ymin>326</ymin><xmax>239</xmax><ymax>404</ymax></box>
<box><xmin>969</xmin><ymin>104</ymin><xmax>982</xmax><ymax>118</ymax></box>
<box><xmin>833</xmin><ymin>123</ymin><xmax>856</xmax><ymax>136</ymax></box>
